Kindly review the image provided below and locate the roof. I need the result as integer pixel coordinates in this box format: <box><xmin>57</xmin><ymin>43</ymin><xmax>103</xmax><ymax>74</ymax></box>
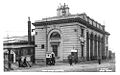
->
<box><xmin>3</xmin><ymin>35</ymin><xmax>35</xmax><ymax>44</ymax></box>
<box><xmin>3</xmin><ymin>44</ymin><xmax>35</xmax><ymax>49</ymax></box>
<box><xmin>33</xmin><ymin>13</ymin><xmax>110</xmax><ymax>35</ymax></box>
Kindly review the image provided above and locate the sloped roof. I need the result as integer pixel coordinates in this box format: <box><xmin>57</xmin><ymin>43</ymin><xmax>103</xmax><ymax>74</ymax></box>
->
<box><xmin>3</xmin><ymin>35</ymin><xmax>35</xmax><ymax>44</ymax></box>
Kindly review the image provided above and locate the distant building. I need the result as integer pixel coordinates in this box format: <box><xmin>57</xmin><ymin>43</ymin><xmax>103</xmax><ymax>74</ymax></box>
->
<box><xmin>108</xmin><ymin>50</ymin><xmax>115</xmax><ymax>59</ymax></box>
<box><xmin>33</xmin><ymin>3</ymin><xmax>110</xmax><ymax>63</ymax></box>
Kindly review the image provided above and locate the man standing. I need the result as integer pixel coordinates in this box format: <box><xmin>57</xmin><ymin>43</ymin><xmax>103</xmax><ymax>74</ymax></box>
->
<box><xmin>22</xmin><ymin>57</ymin><xmax>27</xmax><ymax>67</ymax></box>
<box><xmin>68</xmin><ymin>54</ymin><xmax>73</xmax><ymax>66</ymax></box>
<box><xmin>51</xmin><ymin>52</ymin><xmax>55</xmax><ymax>65</ymax></box>
<box><xmin>18</xmin><ymin>57</ymin><xmax>22</xmax><ymax>67</ymax></box>
<box><xmin>74</xmin><ymin>55</ymin><xmax>78</xmax><ymax>64</ymax></box>
<box><xmin>98</xmin><ymin>57</ymin><xmax>101</xmax><ymax>65</ymax></box>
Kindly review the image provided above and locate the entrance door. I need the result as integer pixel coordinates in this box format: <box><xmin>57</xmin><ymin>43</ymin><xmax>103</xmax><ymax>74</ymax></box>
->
<box><xmin>10</xmin><ymin>54</ymin><xmax>14</xmax><ymax>63</ymax></box>
<box><xmin>52</xmin><ymin>45</ymin><xmax>58</xmax><ymax>57</ymax></box>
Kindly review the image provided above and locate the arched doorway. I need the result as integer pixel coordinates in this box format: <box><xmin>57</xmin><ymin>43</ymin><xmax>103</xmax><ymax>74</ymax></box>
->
<box><xmin>49</xmin><ymin>32</ymin><xmax>61</xmax><ymax>57</ymax></box>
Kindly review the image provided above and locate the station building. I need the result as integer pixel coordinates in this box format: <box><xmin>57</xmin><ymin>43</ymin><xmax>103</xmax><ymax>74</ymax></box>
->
<box><xmin>33</xmin><ymin>4</ymin><xmax>110</xmax><ymax>63</ymax></box>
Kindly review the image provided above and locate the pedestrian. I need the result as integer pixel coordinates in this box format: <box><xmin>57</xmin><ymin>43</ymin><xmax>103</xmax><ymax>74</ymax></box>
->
<box><xmin>18</xmin><ymin>57</ymin><xmax>22</xmax><ymax>67</ymax></box>
<box><xmin>68</xmin><ymin>54</ymin><xmax>73</xmax><ymax>66</ymax></box>
<box><xmin>74</xmin><ymin>55</ymin><xmax>78</xmax><ymax>64</ymax></box>
<box><xmin>51</xmin><ymin>52</ymin><xmax>55</xmax><ymax>65</ymax></box>
<box><xmin>22</xmin><ymin>57</ymin><xmax>27</xmax><ymax>67</ymax></box>
<box><xmin>98</xmin><ymin>57</ymin><xmax>101</xmax><ymax>65</ymax></box>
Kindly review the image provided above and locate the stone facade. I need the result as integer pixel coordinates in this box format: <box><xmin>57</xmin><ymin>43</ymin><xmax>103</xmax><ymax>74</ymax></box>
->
<box><xmin>33</xmin><ymin>4</ymin><xmax>110</xmax><ymax>63</ymax></box>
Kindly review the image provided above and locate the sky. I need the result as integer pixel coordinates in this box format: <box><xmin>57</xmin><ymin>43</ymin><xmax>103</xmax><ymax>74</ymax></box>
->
<box><xmin>1</xmin><ymin>0</ymin><xmax>120</xmax><ymax>53</ymax></box>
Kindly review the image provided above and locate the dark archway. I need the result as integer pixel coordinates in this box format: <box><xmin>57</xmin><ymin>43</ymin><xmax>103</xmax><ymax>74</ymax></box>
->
<box><xmin>50</xmin><ymin>32</ymin><xmax>61</xmax><ymax>40</ymax></box>
<box><xmin>50</xmin><ymin>32</ymin><xmax>61</xmax><ymax>57</ymax></box>
<box><xmin>98</xmin><ymin>36</ymin><xmax>100</xmax><ymax>58</ymax></box>
<box><xmin>86</xmin><ymin>32</ymin><xmax>90</xmax><ymax>61</ymax></box>
<box><xmin>94</xmin><ymin>35</ymin><xmax>97</xmax><ymax>60</ymax></box>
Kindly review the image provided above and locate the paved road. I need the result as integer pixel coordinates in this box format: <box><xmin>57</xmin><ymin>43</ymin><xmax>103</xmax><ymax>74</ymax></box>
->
<box><xmin>9</xmin><ymin>59</ymin><xmax>115</xmax><ymax>72</ymax></box>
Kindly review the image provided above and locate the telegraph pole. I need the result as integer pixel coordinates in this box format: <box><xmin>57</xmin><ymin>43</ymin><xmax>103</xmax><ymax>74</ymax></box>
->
<box><xmin>7</xmin><ymin>33</ymin><xmax>12</xmax><ymax>70</ymax></box>
<box><xmin>46</xmin><ymin>21</ymin><xmax>48</xmax><ymax>52</ymax></box>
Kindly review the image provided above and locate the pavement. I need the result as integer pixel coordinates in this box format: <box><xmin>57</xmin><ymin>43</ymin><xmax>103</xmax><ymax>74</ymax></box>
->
<box><xmin>7</xmin><ymin>59</ymin><xmax>115</xmax><ymax>72</ymax></box>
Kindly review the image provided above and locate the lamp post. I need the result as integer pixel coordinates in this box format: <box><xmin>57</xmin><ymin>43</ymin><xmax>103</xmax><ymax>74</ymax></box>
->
<box><xmin>45</xmin><ymin>18</ymin><xmax>48</xmax><ymax>65</ymax></box>
<box><xmin>45</xmin><ymin>19</ymin><xmax>48</xmax><ymax>52</ymax></box>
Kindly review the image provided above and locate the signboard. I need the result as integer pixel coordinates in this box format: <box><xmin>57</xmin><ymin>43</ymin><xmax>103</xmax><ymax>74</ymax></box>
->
<box><xmin>71</xmin><ymin>49</ymin><xmax>77</xmax><ymax>52</ymax></box>
<box><xmin>46</xmin><ymin>54</ymin><xmax>52</xmax><ymax>58</ymax></box>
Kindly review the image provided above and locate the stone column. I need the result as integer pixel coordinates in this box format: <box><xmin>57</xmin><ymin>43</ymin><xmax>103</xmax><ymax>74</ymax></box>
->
<box><xmin>94</xmin><ymin>39</ymin><xmax>97</xmax><ymax>60</ymax></box>
<box><xmin>100</xmin><ymin>42</ymin><xmax>102</xmax><ymax>59</ymax></box>
<box><xmin>90</xmin><ymin>38</ymin><xmax>93</xmax><ymax>60</ymax></box>
<box><xmin>93</xmin><ymin>39</ymin><xmax>94</xmax><ymax>57</ymax></box>
<box><xmin>101</xmin><ymin>41</ymin><xmax>105</xmax><ymax>59</ymax></box>
<box><xmin>98</xmin><ymin>41</ymin><xmax>100</xmax><ymax>58</ymax></box>
<box><xmin>99</xmin><ymin>42</ymin><xmax>101</xmax><ymax>59</ymax></box>
<box><xmin>96</xmin><ymin>40</ymin><xmax>98</xmax><ymax>59</ymax></box>
<box><xmin>89</xmin><ymin>38</ymin><xmax>91</xmax><ymax>60</ymax></box>
<box><xmin>103</xmin><ymin>36</ymin><xmax>106</xmax><ymax>59</ymax></box>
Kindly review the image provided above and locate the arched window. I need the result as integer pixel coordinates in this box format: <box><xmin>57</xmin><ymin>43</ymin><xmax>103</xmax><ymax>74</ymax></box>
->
<box><xmin>50</xmin><ymin>32</ymin><xmax>61</xmax><ymax>40</ymax></box>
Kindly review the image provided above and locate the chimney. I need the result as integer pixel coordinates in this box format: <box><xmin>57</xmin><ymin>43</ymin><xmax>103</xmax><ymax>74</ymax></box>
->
<box><xmin>28</xmin><ymin>17</ymin><xmax>31</xmax><ymax>44</ymax></box>
<box><xmin>103</xmin><ymin>25</ymin><xmax>105</xmax><ymax>31</ymax></box>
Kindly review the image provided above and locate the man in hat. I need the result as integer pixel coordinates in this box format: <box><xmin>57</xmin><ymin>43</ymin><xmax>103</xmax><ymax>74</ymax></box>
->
<box><xmin>51</xmin><ymin>52</ymin><xmax>55</xmax><ymax>65</ymax></box>
<box><xmin>68</xmin><ymin>54</ymin><xmax>73</xmax><ymax>66</ymax></box>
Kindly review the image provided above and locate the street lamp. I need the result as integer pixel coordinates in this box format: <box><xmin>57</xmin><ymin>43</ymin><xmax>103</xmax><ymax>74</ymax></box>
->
<box><xmin>45</xmin><ymin>19</ymin><xmax>48</xmax><ymax>52</ymax></box>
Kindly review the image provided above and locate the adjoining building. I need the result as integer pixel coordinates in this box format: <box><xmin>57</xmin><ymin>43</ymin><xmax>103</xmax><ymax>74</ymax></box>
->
<box><xmin>3</xmin><ymin>35</ymin><xmax>35</xmax><ymax>63</ymax></box>
<box><xmin>33</xmin><ymin>3</ymin><xmax>110</xmax><ymax>63</ymax></box>
<box><xmin>3</xmin><ymin>17</ymin><xmax>36</xmax><ymax>65</ymax></box>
